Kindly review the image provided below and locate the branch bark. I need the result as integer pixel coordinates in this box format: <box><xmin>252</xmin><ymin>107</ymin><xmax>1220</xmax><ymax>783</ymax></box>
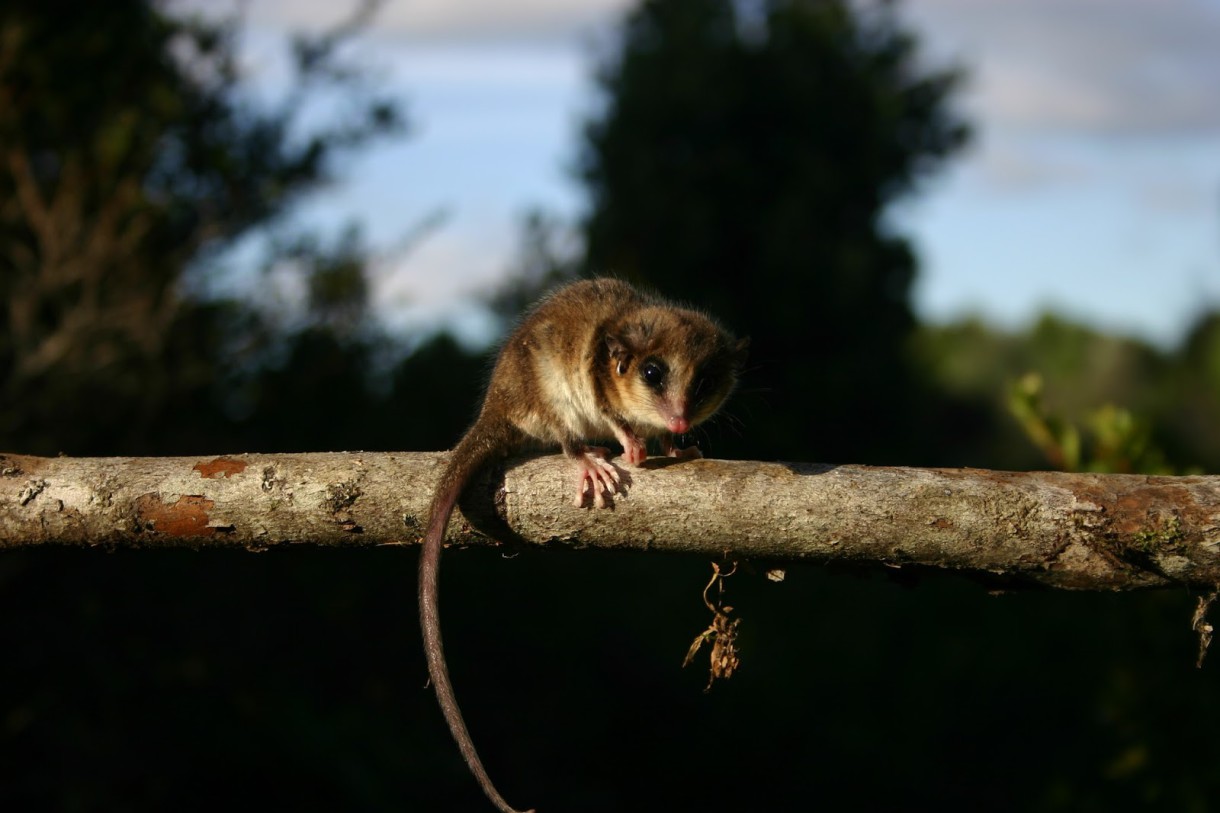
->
<box><xmin>1</xmin><ymin>451</ymin><xmax>1218</xmax><ymax>591</ymax></box>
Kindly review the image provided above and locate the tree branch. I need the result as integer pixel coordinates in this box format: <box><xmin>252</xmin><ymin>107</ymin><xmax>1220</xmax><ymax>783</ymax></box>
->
<box><xmin>1</xmin><ymin>451</ymin><xmax>1217</xmax><ymax>591</ymax></box>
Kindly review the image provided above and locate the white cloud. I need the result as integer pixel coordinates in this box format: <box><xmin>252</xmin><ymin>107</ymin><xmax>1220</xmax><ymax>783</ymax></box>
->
<box><xmin>365</xmin><ymin>215</ymin><xmax>517</xmax><ymax>344</ymax></box>
<box><xmin>971</xmin><ymin>139</ymin><xmax>1093</xmax><ymax>191</ymax></box>
<box><xmin>231</xmin><ymin>0</ymin><xmax>1220</xmax><ymax>135</ymax></box>
<box><xmin>244</xmin><ymin>0</ymin><xmax>630</xmax><ymax>41</ymax></box>
<box><xmin>1136</xmin><ymin>176</ymin><xmax>1217</xmax><ymax>215</ymax></box>
<box><xmin>905</xmin><ymin>0</ymin><xmax>1220</xmax><ymax>134</ymax></box>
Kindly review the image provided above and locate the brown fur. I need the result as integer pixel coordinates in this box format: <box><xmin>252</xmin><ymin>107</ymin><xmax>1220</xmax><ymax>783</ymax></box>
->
<box><xmin>419</xmin><ymin>278</ymin><xmax>746</xmax><ymax>812</ymax></box>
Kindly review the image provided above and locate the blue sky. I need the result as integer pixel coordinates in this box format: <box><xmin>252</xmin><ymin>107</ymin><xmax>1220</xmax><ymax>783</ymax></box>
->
<box><xmin>235</xmin><ymin>0</ymin><xmax>1220</xmax><ymax>348</ymax></box>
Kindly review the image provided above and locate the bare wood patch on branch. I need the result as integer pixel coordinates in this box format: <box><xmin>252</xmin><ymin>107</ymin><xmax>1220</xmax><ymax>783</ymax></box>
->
<box><xmin>1</xmin><ymin>451</ymin><xmax>1218</xmax><ymax>591</ymax></box>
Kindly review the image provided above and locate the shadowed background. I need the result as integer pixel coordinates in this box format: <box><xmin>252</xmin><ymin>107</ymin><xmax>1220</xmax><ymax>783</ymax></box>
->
<box><xmin>2</xmin><ymin>0</ymin><xmax>1219</xmax><ymax>810</ymax></box>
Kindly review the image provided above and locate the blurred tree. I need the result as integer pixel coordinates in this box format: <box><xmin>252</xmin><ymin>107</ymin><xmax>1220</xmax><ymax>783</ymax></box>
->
<box><xmin>0</xmin><ymin>0</ymin><xmax>402</xmax><ymax>454</ymax></box>
<box><xmin>488</xmin><ymin>211</ymin><xmax>583</xmax><ymax>330</ymax></box>
<box><xmin>913</xmin><ymin>313</ymin><xmax>1177</xmax><ymax>470</ymax></box>
<box><xmin>1169</xmin><ymin>312</ymin><xmax>1220</xmax><ymax>467</ymax></box>
<box><xmin>577</xmin><ymin>0</ymin><xmax>970</xmax><ymax>463</ymax></box>
<box><xmin>1007</xmin><ymin>372</ymin><xmax>1176</xmax><ymax>475</ymax></box>
<box><xmin>912</xmin><ymin>311</ymin><xmax>1220</xmax><ymax>473</ymax></box>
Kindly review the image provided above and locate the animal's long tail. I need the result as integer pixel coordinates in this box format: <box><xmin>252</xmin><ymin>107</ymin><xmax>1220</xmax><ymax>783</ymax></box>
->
<box><xmin>419</xmin><ymin>417</ymin><xmax>535</xmax><ymax>813</ymax></box>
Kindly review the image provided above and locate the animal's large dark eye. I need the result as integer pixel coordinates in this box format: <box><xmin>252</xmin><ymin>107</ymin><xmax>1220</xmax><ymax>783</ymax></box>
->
<box><xmin>641</xmin><ymin>361</ymin><xmax>665</xmax><ymax>388</ymax></box>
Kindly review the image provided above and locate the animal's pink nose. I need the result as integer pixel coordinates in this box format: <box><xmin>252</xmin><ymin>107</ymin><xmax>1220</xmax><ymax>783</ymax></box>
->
<box><xmin>668</xmin><ymin>416</ymin><xmax>690</xmax><ymax>434</ymax></box>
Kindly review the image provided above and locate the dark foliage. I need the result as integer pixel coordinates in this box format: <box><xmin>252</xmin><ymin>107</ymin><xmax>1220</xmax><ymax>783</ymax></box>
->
<box><xmin>1</xmin><ymin>1</ymin><xmax>1218</xmax><ymax>812</ymax></box>
<box><xmin>0</xmin><ymin>0</ymin><xmax>402</xmax><ymax>455</ymax></box>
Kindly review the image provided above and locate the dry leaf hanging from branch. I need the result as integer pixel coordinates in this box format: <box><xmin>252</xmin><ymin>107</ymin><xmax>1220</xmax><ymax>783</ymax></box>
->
<box><xmin>683</xmin><ymin>560</ymin><xmax>741</xmax><ymax>691</ymax></box>
<box><xmin>1193</xmin><ymin>590</ymin><xmax>1217</xmax><ymax>669</ymax></box>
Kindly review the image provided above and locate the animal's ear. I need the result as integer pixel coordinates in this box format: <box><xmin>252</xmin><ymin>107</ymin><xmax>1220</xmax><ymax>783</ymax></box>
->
<box><xmin>605</xmin><ymin>332</ymin><xmax>639</xmax><ymax>376</ymax></box>
<box><xmin>605</xmin><ymin>333</ymin><xmax>630</xmax><ymax>360</ymax></box>
<box><xmin>732</xmin><ymin>336</ymin><xmax>750</xmax><ymax>367</ymax></box>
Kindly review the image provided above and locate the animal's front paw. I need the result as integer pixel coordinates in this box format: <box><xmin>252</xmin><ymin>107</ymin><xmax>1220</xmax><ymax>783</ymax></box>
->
<box><xmin>612</xmin><ymin>425</ymin><xmax>648</xmax><ymax>466</ymax></box>
<box><xmin>621</xmin><ymin>435</ymin><xmax>648</xmax><ymax>466</ymax></box>
<box><xmin>572</xmin><ymin>446</ymin><xmax>624</xmax><ymax>508</ymax></box>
